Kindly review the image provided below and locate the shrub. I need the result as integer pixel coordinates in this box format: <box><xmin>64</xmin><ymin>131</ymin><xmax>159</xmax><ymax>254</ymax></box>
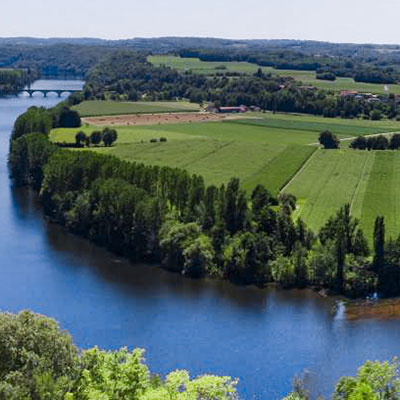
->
<box><xmin>150</xmin><ymin>138</ymin><xmax>158</xmax><ymax>143</ymax></box>
<box><xmin>160</xmin><ymin>137</ymin><xmax>167</xmax><ymax>142</ymax></box>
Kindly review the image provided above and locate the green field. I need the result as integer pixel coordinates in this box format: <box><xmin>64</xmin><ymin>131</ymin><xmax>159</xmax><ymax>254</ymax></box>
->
<box><xmin>149</xmin><ymin>55</ymin><xmax>400</xmax><ymax>95</ymax></box>
<box><xmin>51</xmin><ymin>113</ymin><xmax>399</xmax><ymax>195</ymax></box>
<box><xmin>148</xmin><ymin>55</ymin><xmax>274</xmax><ymax>75</ymax></box>
<box><xmin>284</xmin><ymin>149</ymin><xmax>400</xmax><ymax>241</ymax></box>
<box><xmin>72</xmin><ymin>100</ymin><xmax>201</xmax><ymax>117</ymax></box>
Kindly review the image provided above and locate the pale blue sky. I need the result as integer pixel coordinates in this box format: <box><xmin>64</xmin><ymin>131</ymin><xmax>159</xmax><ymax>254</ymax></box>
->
<box><xmin>1</xmin><ymin>0</ymin><xmax>400</xmax><ymax>44</ymax></box>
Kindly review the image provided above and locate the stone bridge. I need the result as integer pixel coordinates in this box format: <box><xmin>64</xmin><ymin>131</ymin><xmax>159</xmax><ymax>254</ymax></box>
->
<box><xmin>20</xmin><ymin>89</ymin><xmax>80</xmax><ymax>97</ymax></box>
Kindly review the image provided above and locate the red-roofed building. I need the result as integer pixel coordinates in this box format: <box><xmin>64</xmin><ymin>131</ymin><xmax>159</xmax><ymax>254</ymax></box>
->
<box><xmin>340</xmin><ymin>90</ymin><xmax>358</xmax><ymax>97</ymax></box>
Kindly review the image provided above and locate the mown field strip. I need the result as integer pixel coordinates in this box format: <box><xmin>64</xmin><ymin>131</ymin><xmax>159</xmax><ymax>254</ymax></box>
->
<box><xmin>359</xmin><ymin>152</ymin><xmax>400</xmax><ymax>240</ymax></box>
<box><xmin>349</xmin><ymin>151</ymin><xmax>375</xmax><ymax>215</ymax></box>
<box><xmin>243</xmin><ymin>145</ymin><xmax>316</xmax><ymax>194</ymax></box>
<box><xmin>280</xmin><ymin>148</ymin><xmax>320</xmax><ymax>193</ymax></box>
<box><xmin>283</xmin><ymin>150</ymin><xmax>371</xmax><ymax>232</ymax></box>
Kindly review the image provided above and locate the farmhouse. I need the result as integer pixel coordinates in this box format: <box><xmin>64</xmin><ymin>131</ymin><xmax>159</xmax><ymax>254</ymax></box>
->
<box><xmin>340</xmin><ymin>90</ymin><xmax>358</xmax><ymax>97</ymax></box>
<box><xmin>218</xmin><ymin>106</ymin><xmax>247</xmax><ymax>113</ymax></box>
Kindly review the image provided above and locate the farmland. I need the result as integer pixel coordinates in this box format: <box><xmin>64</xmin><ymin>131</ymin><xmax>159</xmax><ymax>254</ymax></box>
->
<box><xmin>148</xmin><ymin>55</ymin><xmax>274</xmax><ymax>75</ymax></box>
<box><xmin>51</xmin><ymin>112</ymin><xmax>398</xmax><ymax>198</ymax></box>
<box><xmin>284</xmin><ymin>149</ymin><xmax>400</xmax><ymax>241</ymax></box>
<box><xmin>51</xmin><ymin>118</ymin><xmax>317</xmax><ymax>193</ymax></box>
<box><xmin>148</xmin><ymin>55</ymin><xmax>400</xmax><ymax>95</ymax></box>
<box><xmin>72</xmin><ymin>100</ymin><xmax>201</xmax><ymax>117</ymax></box>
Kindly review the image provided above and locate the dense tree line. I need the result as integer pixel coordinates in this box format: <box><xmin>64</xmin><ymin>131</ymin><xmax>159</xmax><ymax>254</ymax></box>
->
<box><xmin>0</xmin><ymin>44</ymin><xmax>118</xmax><ymax>78</ymax></box>
<box><xmin>350</xmin><ymin>134</ymin><xmax>400</xmax><ymax>150</ymax></box>
<box><xmin>9</xmin><ymin>105</ymin><xmax>400</xmax><ymax>298</ymax></box>
<box><xmin>0</xmin><ymin>310</ymin><xmax>237</xmax><ymax>399</ymax></box>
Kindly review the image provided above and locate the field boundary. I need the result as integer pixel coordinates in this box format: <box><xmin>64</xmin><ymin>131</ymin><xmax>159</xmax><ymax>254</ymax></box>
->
<box><xmin>349</xmin><ymin>151</ymin><xmax>374</xmax><ymax>215</ymax></box>
<box><xmin>280</xmin><ymin>147</ymin><xmax>319</xmax><ymax>193</ymax></box>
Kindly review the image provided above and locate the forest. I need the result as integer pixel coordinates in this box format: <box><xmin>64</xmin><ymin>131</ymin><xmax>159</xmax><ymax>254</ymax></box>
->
<box><xmin>9</xmin><ymin>104</ymin><xmax>400</xmax><ymax>299</ymax></box>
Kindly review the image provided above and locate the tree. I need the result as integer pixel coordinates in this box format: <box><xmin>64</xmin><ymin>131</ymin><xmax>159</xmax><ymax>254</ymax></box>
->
<box><xmin>390</xmin><ymin>133</ymin><xmax>400</xmax><ymax>150</ymax></box>
<box><xmin>57</xmin><ymin>107</ymin><xmax>81</xmax><ymax>128</ymax></box>
<box><xmin>350</xmin><ymin>136</ymin><xmax>367</xmax><ymax>150</ymax></box>
<box><xmin>333</xmin><ymin>359</ymin><xmax>400</xmax><ymax>399</ymax></box>
<box><xmin>319</xmin><ymin>130</ymin><xmax>340</xmax><ymax>149</ymax></box>
<box><xmin>183</xmin><ymin>234</ymin><xmax>216</xmax><ymax>277</ymax></box>
<box><xmin>90</xmin><ymin>130</ymin><xmax>102</xmax><ymax>146</ymax></box>
<box><xmin>0</xmin><ymin>311</ymin><xmax>77</xmax><ymax>399</ymax></box>
<box><xmin>373</xmin><ymin>216</ymin><xmax>385</xmax><ymax>273</ymax></box>
<box><xmin>224</xmin><ymin>178</ymin><xmax>248</xmax><ymax>235</ymax></box>
<box><xmin>293</xmin><ymin>242</ymin><xmax>308</xmax><ymax>287</ymax></box>
<box><xmin>75</xmin><ymin>131</ymin><xmax>87</xmax><ymax>146</ymax></box>
<box><xmin>102</xmin><ymin>127</ymin><xmax>118</xmax><ymax>146</ymax></box>
<box><xmin>370</xmin><ymin>109</ymin><xmax>382</xmax><ymax>121</ymax></box>
<box><xmin>335</xmin><ymin>234</ymin><xmax>346</xmax><ymax>293</ymax></box>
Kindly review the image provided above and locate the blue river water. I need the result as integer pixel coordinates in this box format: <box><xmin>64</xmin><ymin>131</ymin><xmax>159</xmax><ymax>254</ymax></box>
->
<box><xmin>1</xmin><ymin>80</ymin><xmax>400</xmax><ymax>399</ymax></box>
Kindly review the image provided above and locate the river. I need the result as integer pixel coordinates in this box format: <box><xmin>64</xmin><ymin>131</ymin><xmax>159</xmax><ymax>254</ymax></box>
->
<box><xmin>2</xmin><ymin>80</ymin><xmax>400</xmax><ymax>399</ymax></box>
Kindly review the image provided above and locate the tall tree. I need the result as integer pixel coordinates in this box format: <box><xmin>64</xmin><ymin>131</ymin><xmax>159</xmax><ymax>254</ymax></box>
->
<box><xmin>373</xmin><ymin>216</ymin><xmax>385</xmax><ymax>273</ymax></box>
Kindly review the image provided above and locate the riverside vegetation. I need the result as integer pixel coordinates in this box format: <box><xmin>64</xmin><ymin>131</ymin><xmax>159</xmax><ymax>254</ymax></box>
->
<box><xmin>9</xmin><ymin>102</ymin><xmax>400</xmax><ymax>299</ymax></box>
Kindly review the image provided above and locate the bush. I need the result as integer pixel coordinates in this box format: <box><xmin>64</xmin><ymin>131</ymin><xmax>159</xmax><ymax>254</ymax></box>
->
<box><xmin>150</xmin><ymin>138</ymin><xmax>158</xmax><ymax>143</ymax></box>
<box><xmin>160</xmin><ymin>137</ymin><xmax>167</xmax><ymax>142</ymax></box>
<box><xmin>370</xmin><ymin>109</ymin><xmax>382</xmax><ymax>121</ymax></box>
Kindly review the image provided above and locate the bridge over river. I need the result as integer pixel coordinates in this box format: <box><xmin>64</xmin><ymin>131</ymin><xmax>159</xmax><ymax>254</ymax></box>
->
<box><xmin>20</xmin><ymin>88</ymin><xmax>81</xmax><ymax>97</ymax></box>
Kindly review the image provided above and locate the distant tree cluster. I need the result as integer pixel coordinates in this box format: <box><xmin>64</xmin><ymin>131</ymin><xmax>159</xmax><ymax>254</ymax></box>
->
<box><xmin>350</xmin><ymin>134</ymin><xmax>400</xmax><ymax>150</ymax></box>
<box><xmin>74</xmin><ymin>127</ymin><xmax>118</xmax><ymax>147</ymax></box>
<box><xmin>0</xmin><ymin>68</ymin><xmax>38</xmax><ymax>94</ymax></box>
<box><xmin>316</xmin><ymin>71</ymin><xmax>336</xmax><ymax>81</ymax></box>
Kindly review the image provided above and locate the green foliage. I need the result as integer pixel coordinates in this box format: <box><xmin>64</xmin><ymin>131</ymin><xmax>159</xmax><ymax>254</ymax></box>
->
<box><xmin>12</xmin><ymin>107</ymin><xmax>53</xmax><ymax>140</ymax></box>
<box><xmin>0</xmin><ymin>311</ymin><xmax>77</xmax><ymax>399</ymax></box>
<box><xmin>0</xmin><ymin>311</ymin><xmax>237</xmax><ymax>400</ymax></box>
<box><xmin>89</xmin><ymin>130</ymin><xmax>102</xmax><ymax>146</ymax></box>
<box><xmin>57</xmin><ymin>108</ymin><xmax>81</xmax><ymax>128</ymax></box>
<box><xmin>333</xmin><ymin>359</ymin><xmax>400</xmax><ymax>399</ymax></box>
<box><xmin>101</xmin><ymin>127</ymin><xmax>118</xmax><ymax>147</ymax></box>
<box><xmin>319</xmin><ymin>130</ymin><xmax>340</xmax><ymax>149</ymax></box>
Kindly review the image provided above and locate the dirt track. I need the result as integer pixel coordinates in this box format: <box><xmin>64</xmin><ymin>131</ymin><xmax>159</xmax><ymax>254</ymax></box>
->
<box><xmin>82</xmin><ymin>112</ymin><xmax>238</xmax><ymax>127</ymax></box>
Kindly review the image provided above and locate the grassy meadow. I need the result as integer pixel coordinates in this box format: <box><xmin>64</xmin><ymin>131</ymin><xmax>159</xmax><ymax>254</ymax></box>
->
<box><xmin>148</xmin><ymin>55</ymin><xmax>400</xmax><ymax>95</ymax></box>
<box><xmin>285</xmin><ymin>149</ymin><xmax>400</xmax><ymax>241</ymax></box>
<box><xmin>72</xmin><ymin>100</ymin><xmax>200</xmax><ymax>117</ymax></box>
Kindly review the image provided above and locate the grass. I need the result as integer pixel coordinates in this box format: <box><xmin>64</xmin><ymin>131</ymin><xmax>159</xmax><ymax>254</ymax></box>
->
<box><xmin>51</xmin><ymin>113</ymin><xmax>400</xmax><ymax>194</ymax></box>
<box><xmin>148</xmin><ymin>55</ymin><xmax>274</xmax><ymax>75</ymax></box>
<box><xmin>148</xmin><ymin>55</ymin><xmax>400</xmax><ymax>95</ymax></box>
<box><xmin>284</xmin><ymin>149</ymin><xmax>400</xmax><ymax>242</ymax></box>
<box><xmin>52</xmin><ymin>115</ymin><xmax>338</xmax><ymax>193</ymax></box>
<box><xmin>72</xmin><ymin>100</ymin><xmax>201</xmax><ymax>117</ymax></box>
